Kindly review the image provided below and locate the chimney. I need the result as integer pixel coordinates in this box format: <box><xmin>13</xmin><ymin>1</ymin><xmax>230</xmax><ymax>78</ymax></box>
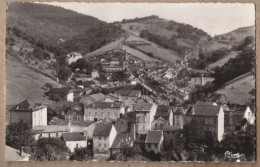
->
<box><xmin>20</xmin><ymin>146</ymin><xmax>23</xmax><ymax>156</ymax></box>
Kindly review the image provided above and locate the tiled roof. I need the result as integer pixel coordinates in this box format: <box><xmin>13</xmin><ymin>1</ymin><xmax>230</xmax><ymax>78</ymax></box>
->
<box><xmin>174</xmin><ymin>107</ymin><xmax>185</xmax><ymax>115</ymax></box>
<box><xmin>81</xmin><ymin>93</ymin><xmax>106</xmax><ymax>104</ymax></box>
<box><xmin>155</xmin><ymin>105</ymin><xmax>171</xmax><ymax>117</ymax></box>
<box><xmin>61</xmin><ymin>132</ymin><xmax>85</xmax><ymax>141</ymax></box>
<box><xmin>111</xmin><ymin>133</ymin><xmax>134</xmax><ymax>149</ymax></box>
<box><xmin>187</xmin><ymin>103</ymin><xmax>221</xmax><ymax>116</ymax></box>
<box><xmin>163</xmin><ymin>125</ymin><xmax>181</xmax><ymax>131</ymax></box>
<box><xmin>10</xmin><ymin>99</ymin><xmax>46</xmax><ymax>112</ymax></box>
<box><xmin>86</xmin><ymin>102</ymin><xmax>122</xmax><ymax>108</ymax></box>
<box><xmin>32</xmin><ymin>125</ymin><xmax>70</xmax><ymax>134</ymax></box>
<box><xmin>145</xmin><ymin>130</ymin><xmax>163</xmax><ymax>144</ymax></box>
<box><xmin>134</xmin><ymin>102</ymin><xmax>153</xmax><ymax>111</ymax></box>
<box><xmin>93</xmin><ymin>122</ymin><xmax>113</xmax><ymax>137</ymax></box>
<box><xmin>196</xmin><ymin>102</ymin><xmax>217</xmax><ymax>106</ymax></box>
<box><xmin>115</xmin><ymin>90</ymin><xmax>141</xmax><ymax>97</ymax></box>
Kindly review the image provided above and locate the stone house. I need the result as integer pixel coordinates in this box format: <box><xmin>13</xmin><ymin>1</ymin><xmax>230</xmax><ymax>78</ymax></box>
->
<box><xmin>9</xmin><ymin>99</ymin><xmax>47</xmax><ymax>127</ymax></box>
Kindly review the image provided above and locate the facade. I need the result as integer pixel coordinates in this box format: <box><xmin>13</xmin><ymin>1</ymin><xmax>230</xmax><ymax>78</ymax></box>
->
<box><xmin>92</xmin><ymin>122</ymin><xmax>117</xmax><ymax>157</ymax></box>
<box><xmin>154</xmin><ymin>105</ymin><xmax>173</xmax><ymax>125</ymax></box>
<box><xmin>84</xmin><ymin>102</ymin><xmax>125</xmax><ymax>122</ymax></box>
<box><xmin>9</xmin><ymin>100</ymin><xmax>47</xmax><ymax>127</ymax></box>
<box><xmin>145</xmin><ymin>130</ymin><xmax>164</xmax><ymax>154</ymax></box>
<box><xmin>185</xmin><ymin>102</ymin><xmax>224</xmax><ymax>141</ymax></box>
<box><xmin>151</xmin><ymin>117</ymin><xmax>168</xmax><ymax>130</ymax></box>
<box><xmin>61</xmin><ymin>132</ymin><xmax>87</xmax><ymax>152</ymax></box>
<box><xmin>134</xmin><ymin>102</ymin><xmax>157</xmax><ymax>135</ymax></box>
<box><xmin>91</xmin><ymin>70</ymin><xmax>99</xmax><ymax>78</ymax></box>
<box><xmin>67</xmin><ymin>52</ymin><xmax>83</xmax><ymax>64</ymax></box>
<box><xmin>163</xmin><ymin>125</ymin><xmax>181</xmax><ymax>149</ymax></box>
<box><xmin>172</xmin><ymin>107</ymin><xmax>185</xmax><ymax>128</ymax></box>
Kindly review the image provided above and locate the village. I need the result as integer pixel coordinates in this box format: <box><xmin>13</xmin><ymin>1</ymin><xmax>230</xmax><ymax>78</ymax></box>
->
<box><xmin>6</xmin><ymin>47</ymin><xmax>256</xmax><ymax>161</ymax></box>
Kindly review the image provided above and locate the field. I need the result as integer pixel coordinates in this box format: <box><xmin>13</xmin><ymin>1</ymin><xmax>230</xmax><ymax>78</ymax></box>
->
<box><xmin>207</xmin><ymin>51</ymin><xmax>238</xmax><ymax>69</ymax></box>
<box><xmin>214</xmin><ymin>74</ymin><xmax>255</xmax><ymax>105</ymax></box>
<box><xmin>6</xmin><ymin>55</ymin><xmax>62</xmax><ymax>105</ymax></box>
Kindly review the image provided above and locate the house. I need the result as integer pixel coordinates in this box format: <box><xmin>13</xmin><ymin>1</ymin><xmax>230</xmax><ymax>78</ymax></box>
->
<box><xmin>185</xmin><ymin>102</ymin><xmax>224</xmax><ymax>141</ymax></box>
<box><xmin>65</xmin><ymin>109</ymin><xmax>84</xmax><ymax>121</ymax></box>
<box><xmin>46</xmin><ymin>87</ymin><xmax>74</xmax><ymax>102</ymax></box>
<box><xmin>67</xmin><ymin>52</ymin><xmax>83</xmax><ymax>64</ymax></box>
<box><xmin>80</xmin><ymin>93</ymin><xmax>107</xmax><ymax>105</ymax></box>
<box><xmin>172</xmin><ymin>107</ymin><xmax>185</xmax><ymax>128</ymax></box>
<box><xmin>145</xmin><ymin>130</ymin><xmax>164</xmax><ymax>154</ymax></box>
<box><xmin>84</xmin><ymin>102</ymin><xmax>125</xmax><ymax>122</ymax></box>
<box><xmin>5</xmin><ymin>145</ymin><xmax>31</xmax><ymax>161</ymax></box>
<box><xmin>61</xmin><ymin>132</ymin><xmax>86</xmax><ymax>152</ymax></box>
<box><xmin>134</xmin><ymin>102</ymin><xmax>157</xmax><ymax>138</ymax></box>
<box><xmin>154</xmin><ymin>105</ymin><xmax>173</xmax><ymax>125</ymax></box>
<box><xmin>114</xmin><ymin>90</ymin><xmax>141</xmax><ymax>98</ymax></box>
<box><xmin>9</xmin><ymin>100</ymin><xmax>47</xmax><ymax>127</ymax></box>
<box><xmin>110</xmin><ymin>133</ymin><xmax>134</xmax><ymax>156</ymax></box>
<box><xmin>92</xmin><ymin>122</ymin><xmax>117</xmax><ymax>157</ymax></box>
<box><xmin>188</xmin><ymin>75</ymin><xmax>214</xmax><ymax>86</ymax></box>
<box><xmin>151</xmin><ymin>117</ymin><xmax>168</xmax><ymax>130</ymax></box>
<box><xmin>114</xmin><ymin>112</ymin><xmax>135</xmax><ymax>134</ymax></box>
<box><xmin>163</xmin><ymin>125</ymin><xmax>181</xmax><ymax>148</ymax></box>
<box><xmin>224</xmin><ymin>104</ymin><xmax>255</xmax><ymax>132</ymax></box>
<box><xmin>32</xmin><ymin>125</ymin><xmax>70</xmax><ymax>140</ymax></box>
<box><xmin>91</xmin><ymin>69</ymin><xmax>99</xmax><ymax>79</ymax></box>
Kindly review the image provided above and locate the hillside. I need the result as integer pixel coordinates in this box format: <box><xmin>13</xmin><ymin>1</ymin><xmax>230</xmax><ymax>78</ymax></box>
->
<box><xmin>212</xmin><ymin>72</ymin><xmax>255</xmax><ymax>105</ymax></box>
<box><xmin>207</xmin><ymin>51</ymin><xmax>239</xmax><ymax>69</ymax></box>
<box><xmin>6</xmin><ymin>54</ymin><xmax>62</xmax><ymax>105</ymax></box>
<box><xmin>214</xmin><ymin>26</ymin><xmax>255</xmax><ymax>47</ymax></box>
<box><xmin>6</xmin><ymin>2</ymin><xmax>123</xmax><ymax>55</ymax></box>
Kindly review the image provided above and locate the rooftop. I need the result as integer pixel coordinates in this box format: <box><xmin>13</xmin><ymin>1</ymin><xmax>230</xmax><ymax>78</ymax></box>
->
<box><xmin>134</xmin><ymin>102</ymin><xmax>153</xmax><ymax>111</ymax></box>
<box><xmin>155</xmin><ymin>105</ymin><xmax>171</xmax><ymax>117</ymax></box>
<box><xmin>115</xmin><ymin>90</ymin><xmax>141</xmax><ymax>97</ymax></box>
<box><xmin>61</xmin><ymin>132</ymin><xmax>85</xmax><ymax>141</ymax></box>
<box><xmin>111</xmin><ymin>133</ymin><xmax>134</xmax><ymax>149</ymax></box>
<box><xmin>163</xmin><ymin>125</ymin><xmax>181</xmax><ymax>131</ymax></box>
<box><xmin>32</xmin><ymin>125</ymin><xmax>70</xmax><ymax>134</ymax></box>
<box><xmin>145</xmin><ymin>130</ymin><xmax>163</xmax><ymax>144</ymax></box>
<box><xmin>86</xmin><ymin>102</ymin><xmax>122</xmax><ymax>108</ymax></box>
<box><xmin>10</xmin><ymin>99</ymin><xmax>46</xmax><ymax>112</ymax></box>
<box><xmin>187</xmin><ymin>102</ymin><xmax>221</xmax><ymax>116</ymax></box>
<box><xmin>93</xmin><ymin>122</ymin><xmax>113</xmax><ymax>137</ymax></box>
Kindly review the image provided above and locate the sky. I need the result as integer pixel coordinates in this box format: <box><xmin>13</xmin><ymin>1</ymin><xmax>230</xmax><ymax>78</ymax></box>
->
<box><xmin>44</xmin><ymin>2</ymin><xmax>255</xmax><ymax>36</ymax></box>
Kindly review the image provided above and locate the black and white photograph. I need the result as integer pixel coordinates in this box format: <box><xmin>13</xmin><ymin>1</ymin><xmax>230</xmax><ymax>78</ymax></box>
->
<box><xmin>5</xmin><ymin>2</ymin><xmax>256</xmax><ymax>162</ymax></box>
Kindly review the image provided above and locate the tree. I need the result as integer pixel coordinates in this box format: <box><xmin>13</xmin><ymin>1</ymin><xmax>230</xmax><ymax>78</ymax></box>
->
<box><xmin>58</xmin><ymin>67</ymin><xmax>72</xmax><ymax>81</ymax></box>
<box><xmin>69</xmin><ymin>147</ymin><xmax>92</xmax><ymax>161</ymax></box>
<box><xmin>31</xmin><ymin>137</ymin><xmax>70</xmax><ymax>161</ymax></box>
<box><xmin>6</xmin><ymin>120</ymin><xmax>34</xmax><ymax>150</ymax></box>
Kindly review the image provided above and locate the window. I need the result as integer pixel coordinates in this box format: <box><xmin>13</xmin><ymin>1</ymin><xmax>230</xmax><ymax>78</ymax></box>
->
<box><xmin>99</xmin><ymin>137</ymin><xmax>101</xmax><ymax>140</ymax></box>
<box><xmin>56</xmin><ymin>133</ymin><xmax>59</xmax><ymax>137</ymax></box>
<box><xmin>137</xmin><ymin>125</ymin><xmax>140</xmax><ymax>131</ymax></box>
<box><xmin>104</xmin><ymin>144</ymin><xmax>107</xmax><ymax>148</ymax></box>
<box><xmin>167</xmin><ymin>131</ymin><xmax>170</xmax><ymax>135</ymax></box>
<box><xmin>99</xmin><ymin>143</ymin><xmax>101</xmax><ymax>147</ymax></box>
<box><xmin>172</xmin><ymin>132</ymin><xmax>174</xmax><ymax>135</ymax></box>
<box><xmin>160</xmin><ymin>124</ymin><xmax>163</xmax><ymax>127</ymax></box>
<box><xmin>154</xmin><ymin>144</ymin><xmax>158</xmax><ymax>148</ymax></box>
<box><xmin>48</xmin><ymin>133</ymin><xmax>51</xmax><ymax>137</ymax></box>
<box><xmin>148</xmin><ymin>144</ymin><xmax>151</xmax><ymax>148</ymax></box>
<box><xmin>155</xmin><ymin>123</ymin><xmax>157</xmax><ymax>127</ymax></box>
<box><xmin>144</xmin><ymin>116</ymin><xmax>146</xmax><ymax>123</ymax></box>
<box><xmin>38</xmin><ymin>134</ymin><xmax>42</xmax><ymax>139</ymax></box>
<box><xmin>76</xmin><ymin>144</ymin><xmax>79</xmax><ymax>148</ymax></box>
<box><xmin>108</xmin><ymin>112</ymin><xmax>110</xmax><ymax>118</ymax></box>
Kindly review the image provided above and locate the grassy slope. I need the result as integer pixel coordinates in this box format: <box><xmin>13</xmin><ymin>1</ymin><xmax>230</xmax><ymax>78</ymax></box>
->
<box><xmin>207</xmin><ymin>51</ymin><xmax>238</xmax><ymax>69</ymax></box>
<box><xmin>6</xmin><ymin>55</ymin><xmax>62</xmax><ymax>105</ymax></box>
<box><xmin>7</xmin><ymin>2</ymin><xmax>106</xmax><ymax>46</ymax></box>
<box><xmin>214</xmin><ymin>74</ymin><xmax>255</xmax><ymax>105</ymax></box>
<box><xmin>126</xmin><ymin>34</ymin><xmax>181</xmax><ymax>62</ymax></box>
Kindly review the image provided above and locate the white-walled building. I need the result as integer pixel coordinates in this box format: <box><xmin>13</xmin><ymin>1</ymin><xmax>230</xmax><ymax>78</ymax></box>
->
<box><xmin>9</xmin><ymin>100</ymin><xmax>47</xmax><ymax>127</ymax></box>
<box><xmin>67</xmin><ymin>52</ymin><xmax>83</xmax><ymax>64</ymax></box>
<box><xmin>145</xmin><ymin>130</ymin><xmax>164</xmax><ymax>153</ymax></box>
<box><xmin>61</xmin><ymin>132</ymin><xmax>87</xmax><ymax>152</ymax></box>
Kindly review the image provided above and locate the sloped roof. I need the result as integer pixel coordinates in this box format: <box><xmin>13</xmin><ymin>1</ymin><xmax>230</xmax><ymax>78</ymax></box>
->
<box><xmin>111</xmin><ymin>133</ymin><xmax>134</xmax><ymax>149</ymax></box>
<box><xmin>196</xmin><ymin>102</ymin><xmax>217</xmax><ymax>106</ymax></box>
<box><xmin>163</xmin><ymin>125</ymin><xmax>181</xmax><ymax>131</ymax></box>
<box><xmin>5</xmin><ymin>145</ymin><xmax>31</xmax><ymax>161</ymax></box>
<box><xmin>153</xmin><ymin>117</ymin><xmax>167</xmax><ymax>124</ymax></box>
<box><xmin>115</xmin><ymin>90</ymin><xmax>141</xmax><ymax>97</ymax></box>
<box><xmin>86</xmin><ymin>102</ymin><xmax>122</xmax><ymax>108</ymax></box>
<box><xmin>32</xmin><ymin>125</ymin><xmax>70</xmax><ymax>134</ymax></box>
<box><xmin>145</xmin><ymin>130</ymin><xmax>163</xmax><ymax>144</ymax></box>
<box><xmin>174</xmin><ymin>107</ymin><xmax>185</xmax><ymax>115</ymax></box>
<box><xmin>187</xmin><ymin>104</ymin><xmax>221</xmax><ymax>116</ymax></box>
<box><xmin>155</xmin><ymin>105</ymin><xmax>171</xmax><ymax>117</ymax></box>
<box><xmin>134</xmin><ymin>102</ymin><xmax>153</xmax><ymax>111</ymax></box>
<box><xmin>10</xmin><ymin>99</ymin><xmax>46</xmax><ymax>112</ymax></box>
<box><xmin>93</xmin><ymin>122</ymin><xmax>113</xmax><ymax>137</ymax></box>
<box><xmin>61</xmin><ymin>132</ymin><xmax>85</xmax><ymax>141</ymax></box>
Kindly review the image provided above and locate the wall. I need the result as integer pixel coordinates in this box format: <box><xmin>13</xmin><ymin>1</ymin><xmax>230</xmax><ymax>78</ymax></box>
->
<box><xmin>84</xmin><ymin>107</ymin><xmax>121</xmax><ymax>121</ymax></box>
<box><xmin>66</xmin><ymin>140</ymin><xmax>87</xmax><ymax>152</ymax></box>
<box><xmin>109</xmin><ymin>125</ymin><xmax>117</xmax><ymax>147</ymax></box>
<box><xmin>67</xmin><ymin>92</ymin><xmax>74</xmax><ymax>102</ymax></box>
<box><xmin>135</xmin><ymin>112</ymin><xmax>149</xmax><ymax>134</ymax></box>
<box><xmin>32</xmin><ymin>108</ymin><xmax>47</xmax><ymax>127</ymax></box>
<box><xmin>151</xmin><ymin>119</ymin><xmax>166</xmax><ymax>130</ymax></box>
<box><xmin>93</xmin><ymin>136</ymin><xmax>109</xmax><ymax>155</ymax></box>
<box><xmin>217</xmin><ymin>107</ymin><xmax>225</xmax><ymax>141</ymax></box>
<box><xmin>10</xmin><ymin>111</ymin><xmax>32</xmax><ymax>127</ymax></box>
<box><xmin>33</xmin><ymin>132</ymin><xmax>64</xmax><ymax>140</ymax></box>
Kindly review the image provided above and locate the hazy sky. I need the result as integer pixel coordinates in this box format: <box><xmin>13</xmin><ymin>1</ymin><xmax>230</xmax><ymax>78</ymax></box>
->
<box><xmin>44</xmin><ymin>2</ymin><xmax>255</xmax><ymax>36</ymax></box>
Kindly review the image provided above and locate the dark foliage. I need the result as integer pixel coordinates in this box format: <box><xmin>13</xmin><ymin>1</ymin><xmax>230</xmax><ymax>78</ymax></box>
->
<box><xmin>6</xmin><ymin>120</ymin><xmax>35</xmax><ymax>150</ymax></box>
<box><xmin>69</xmin><ymin>147</ymin><xmax>92</xmax><ymax>161</ymax></box>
